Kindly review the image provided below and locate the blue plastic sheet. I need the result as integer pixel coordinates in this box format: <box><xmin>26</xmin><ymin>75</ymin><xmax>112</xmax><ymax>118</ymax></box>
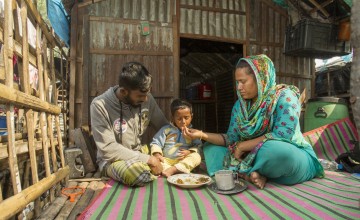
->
<box><xmin>47</xmin><ymin>0</ymin><xmax>70</xmax><ymax>47</ymax></box>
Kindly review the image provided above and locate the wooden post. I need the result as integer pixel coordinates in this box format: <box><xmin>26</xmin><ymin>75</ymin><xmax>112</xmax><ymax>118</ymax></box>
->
<box><xmin>172</xmin><ymin>0</ymin><xmax>179</xmax><ymax>99</ymax></box>
<box><xmin>69</xmin><ymin>3</ymin><xmax>78</xmax><ymax>143</ymax></box>
<box><xmin>82</xmin><ymin>15</ymin><xmax>90</xmax><ymax>126</ymax></box>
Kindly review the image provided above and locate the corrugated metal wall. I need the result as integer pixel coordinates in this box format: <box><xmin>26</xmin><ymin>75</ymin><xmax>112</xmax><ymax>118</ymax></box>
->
<box><xmin>70</xmin><ymin>0</ymin><xmax>315</xmax><ymax>138</ymax></box>
<box><xmin>88</xmin><ymin>0</ymin><xmax>172</xmax><ymax>22</ymax></box>
<box><xmin>248</xmin><ymin>0</ymin><xmax>313</xmax><ymax>98</ymax></box>
<box><xmin>180</xmin><ymin>0</ymin><xmax>247</xmax><ymax>41</ymax></box>
<box><xmin>71</xmin><ymin>0</ymin><xmax>177</xmax><ymax>135</ymax></box>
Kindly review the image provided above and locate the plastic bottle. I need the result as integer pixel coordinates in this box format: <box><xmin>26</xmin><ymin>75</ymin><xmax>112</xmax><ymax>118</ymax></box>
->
<box><xmin>318</xmin><ymin>159</ymin><xmax>343</xmax><ymax>171</ymax></box>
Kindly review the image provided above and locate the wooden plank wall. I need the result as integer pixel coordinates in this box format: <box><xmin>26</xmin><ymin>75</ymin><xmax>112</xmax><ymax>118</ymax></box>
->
<box><xmin>0</xmin><ymin>0</ymin><xmax>69</xmax><ymax>219</ymax></box>
<box><xmin>248</xmin><ymin>0</ymin><xmax>314</xmax><ymax>98</ymax></box>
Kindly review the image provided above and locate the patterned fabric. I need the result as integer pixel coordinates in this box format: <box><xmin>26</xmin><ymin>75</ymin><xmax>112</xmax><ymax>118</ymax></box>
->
<box><xmin>106</xmin><ymin>159</ymin><xmax>155</xmax><ymax>187</ymax></box>
<box><xmin>161</xmin><ymin>152</ymin><xmax>201</xmax><ymax>174</ymax></box>
<box><xmin>225</xmin><ymin>54</ymin><xmax>323</xmax><ymax>176</ymax></box>
<box><xmin>303</xmin><ymin>118</ymin><xmax>359</xmax><ymax>161</ymax></box>
<box><xmin>79</xmin><ymin>173</ymin><xmax>360</xmax><ymax>219</ymax></box>
<box><xmin>105</xmin><ymin>145</ymin><xmax>156</xmax><ymax>187</ymax></box>
<box><xmin>227</xmin><ymin>54</ymin><xmax>299</xmax><ymax>142</ymax></box>
<box><xmin>150</xmin><ymin>123</ymin><xmax>202</xmax><ymax>173</ymax></box>
<box><xmin>150</xmin><ymin>123</ymin><xmax>202</xmax><ymax>159</ymax></box>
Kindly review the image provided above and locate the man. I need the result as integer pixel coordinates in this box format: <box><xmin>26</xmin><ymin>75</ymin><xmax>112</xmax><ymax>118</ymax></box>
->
<box><xmin>90</xmin><ymin>62</ymin><xmax>168</xmax><ymax>186</ymax></box>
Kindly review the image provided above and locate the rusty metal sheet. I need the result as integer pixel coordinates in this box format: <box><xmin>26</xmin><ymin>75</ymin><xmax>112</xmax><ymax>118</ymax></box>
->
<box><xmin>89</xmin><ymin>19</ymin><xmax>173</xmax><ymax>52</ymax></box>
<box><xmin>88</xmin><ymin>0</ymin><xmax>172</xmax><ymax>22</ymax></box>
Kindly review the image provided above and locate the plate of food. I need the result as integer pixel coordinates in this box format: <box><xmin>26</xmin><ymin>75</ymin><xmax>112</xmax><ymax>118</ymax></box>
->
<box><xmin>167</xmin><ymin>173</ymin><xmax>212</xmax><ymax>188</ymax></box>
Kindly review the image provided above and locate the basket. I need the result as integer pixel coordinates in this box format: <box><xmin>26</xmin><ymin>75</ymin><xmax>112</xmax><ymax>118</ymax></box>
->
<box><xmin>284</xmin><ymin>19</ymin><xmax>351</xmax><ymax>58</ymax></box>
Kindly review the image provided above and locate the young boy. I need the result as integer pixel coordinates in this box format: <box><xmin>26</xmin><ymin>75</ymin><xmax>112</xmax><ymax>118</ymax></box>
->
<box><xmin>150</xmin><ymin>99</ymin><xmax>202</xmax><ymax>177</ymax></box>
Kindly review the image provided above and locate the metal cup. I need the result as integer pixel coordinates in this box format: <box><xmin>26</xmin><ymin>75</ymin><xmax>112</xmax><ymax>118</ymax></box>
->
<box><xmin>215</xmin><ymin>170</ymin><xmax>235</xmax><ymax>191</ymax></box>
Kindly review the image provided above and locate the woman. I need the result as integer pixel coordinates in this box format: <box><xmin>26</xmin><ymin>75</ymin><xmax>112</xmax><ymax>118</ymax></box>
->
<box><xmin>183</xmin><ymin>54</ymin><xmax>324</xmax><ymax>189</ymax></box>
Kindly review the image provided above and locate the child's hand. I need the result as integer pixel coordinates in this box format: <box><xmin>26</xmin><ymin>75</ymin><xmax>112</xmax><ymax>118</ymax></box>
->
<box><xmin>153</xmin><ymin>152</ymin><xmax>164</xmax><ymax>162</ymax></box>
<box><xmin>177</xmin><ymin>149</ymin><xmax>190</xmax><ymax>160</ymax></box>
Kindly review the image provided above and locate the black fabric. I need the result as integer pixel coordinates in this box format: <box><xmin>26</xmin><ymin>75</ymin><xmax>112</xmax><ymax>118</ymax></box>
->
<box><xmin>336</xmin><ymin>141</ymin><xmax>360</xmax><ymax>173</ymax></box>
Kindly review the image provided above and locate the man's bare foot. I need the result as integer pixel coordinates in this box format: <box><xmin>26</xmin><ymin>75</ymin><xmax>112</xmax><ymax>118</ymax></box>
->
<box><xmin>250</xmin><ymin>172</ymin><xmax>267</xmax><ymax>189</ymax></box>
<box><xmin>162</xmin><ymin>166</ymin><xmax>179</xmax><ymax>177</ymax></box>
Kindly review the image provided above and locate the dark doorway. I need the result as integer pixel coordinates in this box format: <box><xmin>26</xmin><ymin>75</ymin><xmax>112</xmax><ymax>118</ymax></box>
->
<box><xmin>179</xmin><ymin>38</ymin><xmax>243</xmax><ymax>133</ymax></box>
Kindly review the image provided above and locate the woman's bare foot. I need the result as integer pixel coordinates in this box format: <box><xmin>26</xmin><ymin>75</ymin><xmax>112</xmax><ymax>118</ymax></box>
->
<box><xmin>250</xmin><ymin>172</ymin><xmax>267</xmax><ymax>189</ymax></box>
<box><xmin>162</xmin><ymin>166</ymin><xmax>179</xmax><ymax>177</ymax></box>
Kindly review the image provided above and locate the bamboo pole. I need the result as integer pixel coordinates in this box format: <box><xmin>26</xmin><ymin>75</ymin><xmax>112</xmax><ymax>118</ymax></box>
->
<box><xmin>48</xmin><ymin>46</ymin><xmax>59</xmax><ymax>174</ymax></box>
<box><xmin>0</xmin><ymin>139</ymin><xmax>59</xmax><ymax>161</ymax></box>
<box><xmin>0</xmin><ymin>84</ymin><xmax>61</xmax><ymax>114</ymax></box>
<box><xmin>22</xmin><ymin>160</ymin><xmax>31</xmax><ymax>188</ymax></box>
<box><xmin>24</xmin><ymin>0</ymin><xmax>55</xmax><ymax>48</ymax></box>
<box><xmin>26</xmin><ymin>109</ymin><xmax>41</xmax><ymax>215</ymax></box>
<box><xmin>55</xmin><ymin>116</ymin><xmax>66</xmax><ymax>168</ymax></box>
<box><xmin>0</xmin><ymin>133</ymin><xmax>26</xmax><ymax>143</ymax></box>
<box><xmin>19</xmin><ymin>5</ymin><xmax>40</xmax><ymax>215</ymax></box>
<box><xmin>4</xmin><ymin>0</ymin><xmax>22</xmax><ymax>197</ymax></box>
<box><xmin>0</xmin><ymin>166</ymin><xmax>69</xmax><ymax>220</ymax></box>
<box><xmin>0</xmin><ymin>26</ymin><xmax>38</xmax><ymax>67</ymax></box>
<box><xmin>47</xmin><ymin>115</ymin><xmax>58</xmax><ymax>173</ymax></box>
<box><xmin>43</xmin><ymin>38</ymin><xmax>49</xmax><ymax>103</ymax></box>
<box><xmin>0</xmin><ymin>183</ymin><xmax>3</xmax><ymax>202</ymax></box>
<box><xmin>12</xmin><ymin>0</ymin><xmax>21</xmax><ymax>42</ymax></box>
<box><xmin>50</xmin><ymin>35</ymin><xmax>58</xmax><ymax>104</ymax></box>
<box><xmin>36</xmin><ymin>27</ymin><xmax>53</xmax><ymax>202</ymax></box>
<box><xmin>20</xmin><ymin>0</ymin><xmax>30</xmax><ymax>94</ymax></box>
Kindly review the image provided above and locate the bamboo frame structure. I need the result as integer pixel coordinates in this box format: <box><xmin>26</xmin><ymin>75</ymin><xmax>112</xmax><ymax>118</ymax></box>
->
<box><xmin>0</xmin><ymin>0</ymin><xmax>69</xmax><ymax>219</ymax></box>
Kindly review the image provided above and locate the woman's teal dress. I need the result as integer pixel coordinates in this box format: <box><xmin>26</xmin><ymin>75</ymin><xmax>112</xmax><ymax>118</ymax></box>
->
<box><xmin>204</xmin><ymin>55</ymin><xmax>324</xmax><ymax>185</ymax></box>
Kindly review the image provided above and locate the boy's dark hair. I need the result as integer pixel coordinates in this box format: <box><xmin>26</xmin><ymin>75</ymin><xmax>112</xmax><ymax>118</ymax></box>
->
<box><xmin>170</xmin><ymin>99</ymin><xmax>192</xmax><ymax>116</ymax></box>
<box><xmin>119</xmin><ymin>62</ymin><xmax>152</xmax><ymax>92</ymax></box>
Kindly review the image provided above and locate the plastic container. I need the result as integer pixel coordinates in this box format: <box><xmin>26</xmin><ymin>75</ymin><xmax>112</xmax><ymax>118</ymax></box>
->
<box><xmin>185</xmin><ymin>86</ymin><xmax>198</xmax><ymax>100</ymax></box>
<box><xmin>284</xmin><ymin>19</ymin><xmax>350</xmax><ymax>58</ymax></box>
<box><xmin>338</xmin><ymin>20</ymin><xmax>350</xmax><ymax>41</ymax></box>
<box><xmin>198</xmin><ymin>83</ymin><xmax>212</xmax><ymax>100</ymax></box>
<box><xmin>315</xmin><ymin>65</ymin><xmax>350</xmax><ymax>96</ymax></box>
<box><xmin>318</xmin><ymin>159</ymin><xmax>343</xmax><ymax>171</ymax></box>
<box><xmin>0</xmin><ymin>116</ymin><xmax>6</xmax><ymax>129</ymax></box>
<box><xmin>304</xmin><ymin>97</ymin><xmax>349</xmax><ymax>132</ymax></box>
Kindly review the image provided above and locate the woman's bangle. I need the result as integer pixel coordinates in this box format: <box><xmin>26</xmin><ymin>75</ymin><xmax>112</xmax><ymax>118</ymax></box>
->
<box><xmin>200</xmin><ymin>130</ymin><xmax>203</xmax><ymax>141</ymax></box>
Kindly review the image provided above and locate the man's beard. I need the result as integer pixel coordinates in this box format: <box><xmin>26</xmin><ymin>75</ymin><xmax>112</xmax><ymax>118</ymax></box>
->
<box><xmin>123</xmin><ymin>95</ymin><xmax>141</xmax><ymax>107</ymax></box>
